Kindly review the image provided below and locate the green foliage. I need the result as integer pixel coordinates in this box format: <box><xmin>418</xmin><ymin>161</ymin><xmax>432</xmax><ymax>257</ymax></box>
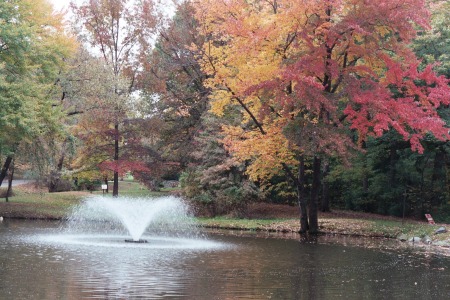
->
<box><xmin>179</xmin><ymin>170</ymin><xmax>203</xmax><ymax>200</ymax></box>
<box><xmin>178</xmin><ymin>115</ymin><xmax>262</xmax><ymax>216</ymax></box>
<box><xmin>265</xmin><ymin>175</ymin><xmax>297</xmax><ymax>205</ymax></box>
<box><xmin>180</xmin><ymin>166</ymin><xmax>261</xmax><ymax>217</ymax></box>
<box><xmin>328</xmin><ymin>132</ymin><xmax>450</xmax><ymax>218</ymax></box>
<box><xmin>74</xmin><ymin>177</ymin><xmax>101</xmax><ymax>191</ymax></box>
<box><xmin>0</xmin><ymin>0</ymin><xmax>75</xmax><ymax>188</ymax></box>
<box><xmin>433</xmin><ymin>203</ymin><xmax>450</xmax><ymax>223</ymax></box>
<box><xmin>413</xmin><ymin>0</ymin><xmax>450</xmax><ymax>77</ymax></box>
<box><xmin>321</xmin><ymin>3</ymin><xmax>450</xmax><ymax>219</ymax></box>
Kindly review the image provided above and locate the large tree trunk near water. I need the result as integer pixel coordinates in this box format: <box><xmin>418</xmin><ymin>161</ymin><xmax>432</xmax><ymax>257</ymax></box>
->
<box><xmin>308</xmin><ymin>156</ymin><xmax>321</xmax><ymax>234</ymax></box>
<box><xmin>297</xmin><ymin>157</ymin><xmax>309</xmax><ymax>233</ymax></box>
<box><xmin>283</xmin><ymin>157</ymin><xmax>309</xmax><ymax>234</ymax></box>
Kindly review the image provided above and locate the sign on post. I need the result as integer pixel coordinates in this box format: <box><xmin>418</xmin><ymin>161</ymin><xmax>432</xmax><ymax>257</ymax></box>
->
<box><xmin>425</xmin><ymin>214</ymin><xmax>435</xmax><ymax>225</ymax></box>
<box><xmin>101</xmin><ymin>184</ymin><xmax>108</xmax><ymax>194</ymax></box>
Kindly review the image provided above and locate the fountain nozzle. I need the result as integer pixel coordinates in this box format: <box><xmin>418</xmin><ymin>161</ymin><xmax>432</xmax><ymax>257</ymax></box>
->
<box><xmin>125</xmin><ymin>239</ymin><xmax>148</xmax><ymax>243</ymax></box>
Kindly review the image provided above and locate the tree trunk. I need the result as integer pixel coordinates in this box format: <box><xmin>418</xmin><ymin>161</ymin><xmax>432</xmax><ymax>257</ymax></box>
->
<box><xmin>113</xmin><ymin>123</ymin><xmax>119</xmax><ymax>197</ymax></box>
<box><xmin>6</xmin><ymin>159</ymin><xmax>14</xmax><ymax>202</ymax></box>
<box><xmin>298</xmin><ymin>156</ymin><xmax>309</xmax><ymax>233</ymax></box>
<box><xmin>309</xmin><ymin>156</ymin><xmax>321</xmax><ymax>234</ymax></box>
<box><xmin>0</xmin><ymin>156</ymin><xmax>13</xmax><ymax>187</ymax></box>
<box><xmin>321</xmin><ymin>162</ymin><xmax>330</xmax><ymax>212</ymax></box>
<box><xmin>49</xmin><ymin>139</ymin><xmax>68</xmax><ymax>193</ymax></box>
<box><xmin>104</xmin><ymin>176</ymin><xmax>109</xmax><ymax>193</ymax></box>
<box><xmin>48</xmin><ymin>171</ymin><xmax>60</xmax><ymax>193</ymax></box>
<box><xmin>282</xmin><ymin>157</ymin><xmax>309</xmax><ymax>234</ymax></box>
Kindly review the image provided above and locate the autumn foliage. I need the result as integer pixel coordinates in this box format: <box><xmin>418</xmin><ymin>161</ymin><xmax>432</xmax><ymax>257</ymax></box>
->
<box><xmin>196</xmin><ymin>0</ymin><xmax>450</xmax><ymax>148</ymax></box>
<box><xmin>194</xmin><ymin>0</ymin><xmax>450</xmax><ymax>232</ymax></box>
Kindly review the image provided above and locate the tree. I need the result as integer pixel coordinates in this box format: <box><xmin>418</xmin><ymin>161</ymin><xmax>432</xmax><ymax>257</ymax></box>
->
<box><xmin>141</xmin><ymin>1</ymin><xmax>209</xmax><ymax>169</ymax></box>
<box><xmin>413</xmin><ymin>0</ymin><xmax>450</xmax><ymax>78</ymax></box>
<box><xmin>71</xmin><ymin>0</ymin><xmax>160</xmax><ymax>196</ymax></box>
<box><xmin>141</xmin><ymin>2</ymin><xmax>261</xmax><ymax>212</ymax></box>
<box><xmin>61</xmin><ymin>49</ymin><xmax>149</xmax><ymax>191</ymax></box>
<box><xmin>194</xmin><ymin>0</ymin><xmax>450</xmax><ymax>233</ymax></box>
<box><xmin>179</xmin><ymin>114</ymin><xmax>261</xmax><ymax>216</ymax></box>
<box><xmin>0</xmin><ymin>0</ymin><xmax>76</xmax><ymax>187</ymax></box>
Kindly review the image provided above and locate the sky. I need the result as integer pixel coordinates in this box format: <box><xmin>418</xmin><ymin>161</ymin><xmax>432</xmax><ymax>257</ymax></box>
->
<box><xmin>49</xmin><ymin>0</ymin><xmax>73</xmax><ymax>12</ymax></box>
<box><xmin>48</xmin><ymin>0</ymin><xmax>176</xmax><ymax>21</ymax></box>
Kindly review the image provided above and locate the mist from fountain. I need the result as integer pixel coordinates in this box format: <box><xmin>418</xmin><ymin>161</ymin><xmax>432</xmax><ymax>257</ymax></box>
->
<box><xmin>65</xmin><ymin>195</ymin><xmax>197</xmax><ymax>242</ymax></box>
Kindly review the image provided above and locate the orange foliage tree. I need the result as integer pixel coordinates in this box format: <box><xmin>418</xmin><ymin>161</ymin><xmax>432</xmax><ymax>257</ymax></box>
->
<box><xmin>71</xmin><ymin>0</ymin><xmax>159</xmax><ymax>196</ymax></box>
<box><xmin>194</xmin><ymin>0</ymin><xmax>450</xmax><ymax>233</ymax></box>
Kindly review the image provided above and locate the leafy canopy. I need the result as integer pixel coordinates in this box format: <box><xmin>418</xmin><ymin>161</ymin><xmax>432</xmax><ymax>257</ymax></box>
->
<box><xmin>194</xmin><ymin>0</ymin><xmax>450</xmax><ymax>188</ymax></box>
<box><xmin>0</xmin><ymin>0</ymin><xmax>76</xmax><ymax>155</ymax></box>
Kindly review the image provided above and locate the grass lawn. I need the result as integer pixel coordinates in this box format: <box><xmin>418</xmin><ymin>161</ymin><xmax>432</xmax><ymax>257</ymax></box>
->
<box><xmin>0</xmin><ymin>190</ymin><xmax>89</xmax><ymax>219</ymax></box>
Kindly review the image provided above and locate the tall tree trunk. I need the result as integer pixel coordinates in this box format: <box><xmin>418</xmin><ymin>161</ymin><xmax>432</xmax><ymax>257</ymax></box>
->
<box><xmin>282</xmin><ymin>156</ymin><xmax>309</xmax><ymax>234</ymax></box>
<box><xmin>104</xmin><ymin>176</ymin><xmax>109</xmax><ymax>193</ymax></box>
<box><xmin>0</xmin><ymin>156</ymin><xmax>13</xmax><ymax>187</ymax></box>
<box><xmin>49</xmin><ymin>139</ymin><xmax>68</xmax><ymax>193</ymax></box>
<box><xmin>113</xmin><ymin>123</ymin><xmax>119</xmax><ymax>197</ymax></box>
<box><xmin>309</xmin><ymin>156</ymin><xmax>321</xmax><ymax>234</ymax></box>
<box><xmin>321</xmin><ymin>162</ymin><xmax>330</xmax><ymax>212</ymax></box>
<box><xmin>6</xmin><ymin>159</ymin><xmax>14</xmax><ymax>202</ymax></box>
<box><xmin>298</xmin><ymin>156</ymin><xmax>309</xmax><ymax>233</ymax></box>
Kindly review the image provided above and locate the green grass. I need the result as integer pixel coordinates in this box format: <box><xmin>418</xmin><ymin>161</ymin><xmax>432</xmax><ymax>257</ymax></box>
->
<box><xmin>196</xmin><ymin>217</ymin><xmax>286</xmax><ymax>231</ymax></box>
<box><xmin>0</xmin><ymin>190</ymin><xmax>86</xmax><ymax>219</ymax></box>
<box><xmin>318</xmin><ymin>217</ymin><xmax>449</xmax><ymax>241</ymax></box>
<box><xmin>367</xmin><ymin>219</ymin><xmax>443</xmax><ymax>239</ymax></box>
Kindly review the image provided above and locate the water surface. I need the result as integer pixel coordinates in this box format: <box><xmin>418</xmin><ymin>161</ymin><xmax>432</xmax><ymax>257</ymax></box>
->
<box><xmin>0</xmin><ymin>220</ymin><xmax>449</xmax><ymax>299</ymax></box>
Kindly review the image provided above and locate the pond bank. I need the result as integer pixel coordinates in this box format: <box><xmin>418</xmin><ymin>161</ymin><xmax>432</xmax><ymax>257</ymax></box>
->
<box><xmin>1</xmin><ymin>185</ymin><xmax>449</xmax><ymax>251</ymax></box>
<box><xmin>196</xmin><ymin>216</ymin><xmax>450</xmax><ymax>250</ymax></box>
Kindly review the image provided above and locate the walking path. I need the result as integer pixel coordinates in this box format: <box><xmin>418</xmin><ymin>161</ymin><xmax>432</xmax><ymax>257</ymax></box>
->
<box><xmin>0</xmin><ymin>180</ymin><xmax>34</xmax><ymax>188</ymax></box>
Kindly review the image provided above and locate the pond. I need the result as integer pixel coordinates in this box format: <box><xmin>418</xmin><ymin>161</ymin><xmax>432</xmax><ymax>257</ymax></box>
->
<box><xmin>0</xmin><ymin>219</ymin><xmax>449</xmax><ymax>299</ymax></box>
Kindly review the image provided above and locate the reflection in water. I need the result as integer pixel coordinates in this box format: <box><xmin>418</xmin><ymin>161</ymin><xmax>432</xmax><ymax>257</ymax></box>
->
<box><xmin>0</xmin><ymin>220</ymin><xmax>449</xmax><ymax>299</ymax></box>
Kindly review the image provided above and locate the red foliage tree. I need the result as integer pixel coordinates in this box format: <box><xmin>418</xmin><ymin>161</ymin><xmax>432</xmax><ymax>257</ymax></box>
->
<box><xmin>195</xmin><ymin>0</ymin><xmax>450</xmax><ymax>233</ymax></box>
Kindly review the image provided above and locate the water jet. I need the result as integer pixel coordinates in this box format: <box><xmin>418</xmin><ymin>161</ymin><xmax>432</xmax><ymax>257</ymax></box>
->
<box><xmin>63</xmin><ymin>195</ymin><xmax>202</xmax><ymax>247</ymax></box>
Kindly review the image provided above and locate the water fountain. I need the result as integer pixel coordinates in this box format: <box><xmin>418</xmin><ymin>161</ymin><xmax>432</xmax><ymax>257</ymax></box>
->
<box><xmin>59</xmin><ymin>195</ymin><xmax>213</xmax><ymax>249</ymax></box>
